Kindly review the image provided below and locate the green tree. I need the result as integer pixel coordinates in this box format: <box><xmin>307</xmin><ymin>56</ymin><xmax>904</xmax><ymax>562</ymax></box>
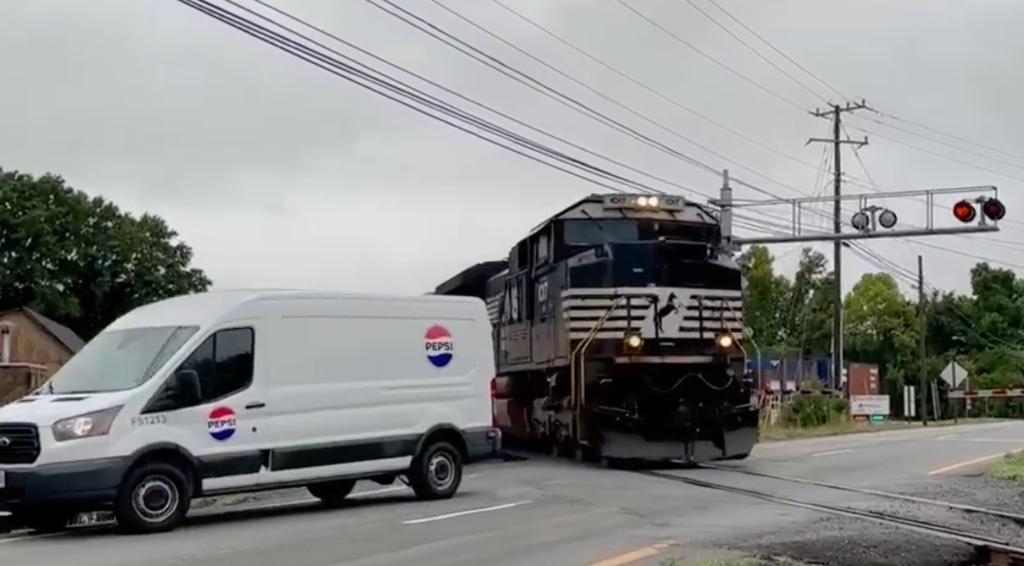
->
<box><xmin>0</xmin><ymin>169</ymin><xmax>212</xmax><ymax>338</ymax></box>
<box><xmin>738</xmin><ymin>245</ymin><xmax>790</xmax><ymax>349</ymax></box>
<box><xmin>781</xmin><ymin>248</ymin><xmax>832</xmax><ymax>357</ymax></box>
<box><xmin>843</xmin><ymin>272</ymin><xmax>922</xmax><ymax>403</ymax></box>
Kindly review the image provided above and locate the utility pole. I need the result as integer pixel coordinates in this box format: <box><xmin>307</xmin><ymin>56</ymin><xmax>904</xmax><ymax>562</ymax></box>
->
<box><xmin>918</xmin><ymin>254</ymin><xmax>928</xmax><ymax>426</ymax></box>
<box><xmin>809</xmin><ymin>101</ymin><xmax>869</xmax><ymax>391</ymax></box>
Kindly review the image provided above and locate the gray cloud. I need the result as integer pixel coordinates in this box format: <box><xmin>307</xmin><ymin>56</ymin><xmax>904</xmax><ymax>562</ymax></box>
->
<box><xmin>2</xmin><ymin>0</ymin><xmax>1021</xmax><ymax>297</ymax></box>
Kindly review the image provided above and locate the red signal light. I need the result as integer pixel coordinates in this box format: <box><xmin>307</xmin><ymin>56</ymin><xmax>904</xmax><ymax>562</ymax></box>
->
<box><xmin>982</xmin><ymin>198</ymin><xmax>1006</xmax><ymax>221</ymax></box>
<box><xmin>953</xmin><ymin>200</ymin><xmax>976</xmax><ymax>223</ymax></box>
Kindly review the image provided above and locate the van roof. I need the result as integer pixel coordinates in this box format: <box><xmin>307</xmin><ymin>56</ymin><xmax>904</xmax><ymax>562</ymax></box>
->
<box><xmin>106</xmin><ymin>289</ymin><xmax>484</xmax><ymax>331</ymax></box>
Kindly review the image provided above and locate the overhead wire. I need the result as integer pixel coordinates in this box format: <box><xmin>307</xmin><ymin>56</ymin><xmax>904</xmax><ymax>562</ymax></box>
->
<box><xmin>371</xmin><ymin>0</ymin><xmax>822</xmax><ymax>201</ymax></box>
<box><xmin>704</xmin><ymin>0</ymin><xmax>848</xmax><ymax>101</ymax></box>
<box><xmin>239</xmin><ymin>0</ymin><xmax>698</xmax><ymax>196</ymax></box>
<box><xmin>612</xmin><ymin>0</ymin><xmax>808</xmax><ymax>112</ymax></box>
<box><xmin>680</xmin><ymin>0</ymin><xmax>829</xmax><ymax>103</ymax></box>
<box><xmin>177</xmin><ymin>0</ymin><xmax>675</xmax><ymax>195</ymax></box>
<box><xmin>853</xmin><ymin>127</ymin><xmax>1024</xmax><ymax>184</ymax></box>
<box><xmin>486</xmin><ymin>0</ymin><xmax>875</xmax><ymax>191</ymax></box>
<box><xmin>878</xmin><ymin>111</ymin><xmax>1024</xmax><ymax>164</ymax></box>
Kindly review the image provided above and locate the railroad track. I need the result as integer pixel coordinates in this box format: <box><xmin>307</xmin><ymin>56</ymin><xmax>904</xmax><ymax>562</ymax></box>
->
<box><xmin>641</xmin><ymin>468</ymin><xmax>1024</xmax><ymax>565</ymax></box>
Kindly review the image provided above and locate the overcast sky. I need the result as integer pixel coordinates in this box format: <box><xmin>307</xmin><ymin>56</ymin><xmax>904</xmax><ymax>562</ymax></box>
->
<box><xmin>2</xmin><ymin>0</ymin><xmax>1022</xmax><ymax>297</ymax></box>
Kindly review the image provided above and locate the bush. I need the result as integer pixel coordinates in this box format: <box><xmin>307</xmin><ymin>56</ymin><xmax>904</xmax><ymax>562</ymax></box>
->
<box><xmin>780</xmin><ymin>395</ymin><xmax>850</xmax><ymax>428</ymax></box>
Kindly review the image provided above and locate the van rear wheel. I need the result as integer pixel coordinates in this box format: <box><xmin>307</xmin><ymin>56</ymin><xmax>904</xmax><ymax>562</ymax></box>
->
<box><xmin>409</xmin><ymin>441</ymin><xmax>462</xmax><ymax>500</ymax></box>
<box><xmin>115</xmin><ymin>462</ymin><xmax>191</xmax><ymax>534</ymax></box>
<box><xmin>307</xmin><ymin>480</ymin><xmax>357</xmax><ymax>507</ymax></box>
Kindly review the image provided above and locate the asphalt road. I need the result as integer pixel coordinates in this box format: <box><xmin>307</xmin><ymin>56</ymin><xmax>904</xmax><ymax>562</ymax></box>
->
<box><xmin>3</xmin><ymin>420</ymin><xmax>1022</xmax><ymax>566</ymax></box>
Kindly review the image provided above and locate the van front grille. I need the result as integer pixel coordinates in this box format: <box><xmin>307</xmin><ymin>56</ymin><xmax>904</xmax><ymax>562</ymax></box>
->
<box><xmin>0</xmin><ymin>423</ymin><xmax>41</xmax><ymax>464</ymax></box>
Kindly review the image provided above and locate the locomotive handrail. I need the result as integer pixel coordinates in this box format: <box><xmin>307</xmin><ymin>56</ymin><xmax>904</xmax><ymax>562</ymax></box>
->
<box><xmin>720</xmin><ymin>296</ymin><xmax>762</xmax><ymax>389</ymax></box>
<box><xmin>568</xmin><ymin>296</ymin><xmax>626</xmax><ymax>441</ymax></box>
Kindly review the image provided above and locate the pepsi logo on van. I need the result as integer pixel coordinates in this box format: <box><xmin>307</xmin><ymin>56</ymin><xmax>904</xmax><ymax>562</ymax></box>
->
<box><xmin>208</xmin><ymin>406</ymin><xmax>237</xmax><ymax>441</ymax></box>
<box><xmin>425</xmin><ymin>325</ymin><xmax>455</xmax><ymax>368</ymax></box>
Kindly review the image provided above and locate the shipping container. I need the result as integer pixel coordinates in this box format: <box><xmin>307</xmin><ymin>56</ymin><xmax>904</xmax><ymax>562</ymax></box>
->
<box><xmin>847</xmin><ymin>362</ymin><xmax>880</xmax><ymax>397</ymax></box>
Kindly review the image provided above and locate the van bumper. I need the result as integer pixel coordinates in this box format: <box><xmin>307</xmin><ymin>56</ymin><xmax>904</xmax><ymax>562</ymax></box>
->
<box><xmin>464</xmin><ymin>427</ymin><xmax>502</xmax><ymax>462</ymax></box>
<box><xmin>0</xmin><ymin>458</ymin><xmax>127</xmax><ymax>512</ymax></box>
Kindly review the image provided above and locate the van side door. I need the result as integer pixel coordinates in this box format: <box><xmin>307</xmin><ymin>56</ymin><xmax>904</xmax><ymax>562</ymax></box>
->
<box><xmin>142</xmin><ymin>322</ymin><xmax>268</xmax><ymax>492</ymax></box>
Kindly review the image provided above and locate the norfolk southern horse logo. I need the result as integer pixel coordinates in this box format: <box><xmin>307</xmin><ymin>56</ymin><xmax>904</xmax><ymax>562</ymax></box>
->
<box><xmin>653</xmin><ymin>292</ymin><xmax>678</xmax><ymax>334</ymax></box>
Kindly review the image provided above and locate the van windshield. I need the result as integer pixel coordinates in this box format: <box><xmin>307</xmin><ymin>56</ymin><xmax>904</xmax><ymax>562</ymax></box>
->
<box><xmin>41</xmin><ymin>326</ymin><xmax>199</xmax><ymax>394</ymax></box>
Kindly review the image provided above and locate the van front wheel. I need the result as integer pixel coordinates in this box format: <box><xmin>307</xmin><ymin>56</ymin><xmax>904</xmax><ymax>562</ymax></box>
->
<box><xmin>409</xmin><ymin>441</ymin><xmax>462</xmax><ymax>500</ymax></box>
<box><xmin>115</xmin><ymin>462</ymin><xmax>191</xmax><ymax>534</ymax></box>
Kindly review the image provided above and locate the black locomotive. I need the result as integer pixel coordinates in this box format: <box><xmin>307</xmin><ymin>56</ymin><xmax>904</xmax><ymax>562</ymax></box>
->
<box><xmin>435</xmin><ymin>193</ymin><xmax>758</xmax><ymax>463</ymax></box>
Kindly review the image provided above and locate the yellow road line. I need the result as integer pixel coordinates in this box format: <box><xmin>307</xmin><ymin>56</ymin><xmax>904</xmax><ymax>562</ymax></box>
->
<box><xmin>588</xmin><ymin>542</ymin><xmax>674</xmax><ymax>566</ymax></box>
<box><xmin>928</xmin><ymin>449</ymin><xmax>1023</xmax><ymax>475</ymax></box>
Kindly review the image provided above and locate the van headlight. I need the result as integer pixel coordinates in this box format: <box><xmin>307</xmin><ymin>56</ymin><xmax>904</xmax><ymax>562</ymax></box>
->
<box><xmin>52</xmin><ymin>406</ymin><xmax>122</xmax><ymax>442</ymax></box>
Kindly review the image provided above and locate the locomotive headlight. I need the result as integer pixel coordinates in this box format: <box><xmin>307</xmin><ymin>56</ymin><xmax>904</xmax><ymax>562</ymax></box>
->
<box><xmin>647</xmin><ymin>196</ymin><xmax>659</xmax><ymax>207</ymax></box>
<box><xmin>637</xmin><ymin>196</ymin><xmax>650</xmax><ymax>207</ymax></box>
<box><xmin>716</xmin><ymin>334</ymin><xmax>734</xmax><ymax>349</ymax></box>
<box><xmin>623</xmin><ymin>331</ymin><xmax>643</xmax><ymax>352</ymax></box>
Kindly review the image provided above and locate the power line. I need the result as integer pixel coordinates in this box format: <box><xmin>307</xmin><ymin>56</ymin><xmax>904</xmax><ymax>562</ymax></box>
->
<box><xmin>704</xmin><ymin>0</ymin><xmax>848</xmax><ymax>101</ymax></box>
<box><xmin>612</xmin><ymin>0</ymin><xmax>809</xmax><ymax>112</ymax></box>
<box><xmin>911</xmin><ymin>239</ymin><xmax>1024</xmax><ymax>271</ymax></box>
<box><xmin>487</xmin><ymin>0</ymin><xmax>873</xmax><ymax>192</ymax></box>
<box><xmin>240</xmin><ymin>0</ymin><xmax>699</xmax><ymax>196</ymax></box>
<box><xmin>853</xmin><ymin>126</ymin><xmax>1024</xmax><ymax>184</ymax></box>
<box><xmin>879</xmin><ymin>111</ymin><xmax>1024</xmax><ymax>164</ymax></box>
<box><xmin>178</xmin><ymin>0</ymin><xmax>672</xmax><ymax>195</ymax></box>
<box><xmin>681</xmin><ymin>0</ymin><xmax>828</xmax><ymax>103</ymax></box>
<box><xmin>864</xmin><ymin>115</ymin><xmax>1024</xmax><ymax>174</ymax></box>
<box><xmin>365</xmin><ymin>0</ymin><xmax>810</xmax><ymax>201</ymax></box>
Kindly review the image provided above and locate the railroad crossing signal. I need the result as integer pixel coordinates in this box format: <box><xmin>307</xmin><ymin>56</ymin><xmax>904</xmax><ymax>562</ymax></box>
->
<box><xmin>952</xmin><ymin>197</ymin><xmax>1005</xmax><ymax>224</ymax></box>
<box><xmin>725</xmin><ymin>185</ymin><xmax>1005</xmax><ymax>245</ymax></box>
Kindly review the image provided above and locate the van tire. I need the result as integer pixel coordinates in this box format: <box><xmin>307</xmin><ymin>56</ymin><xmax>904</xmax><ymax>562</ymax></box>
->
<box><xmin>307</xmin><ymin>480</ymin><xmax>357</xmax><ymax>507</ymax></box>
<box><xmin>115</xmin><ymin>462</ymin><xmax>191</xmax><ymax>534</ymax></box>
<box><xmin>409</xmin><ymin>440</ymin><xmax>462</xmax><ymax>500</ymax></box>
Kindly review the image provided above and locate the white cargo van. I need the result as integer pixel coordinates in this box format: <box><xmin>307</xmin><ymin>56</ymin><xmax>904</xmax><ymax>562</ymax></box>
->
<box><xmin>0</xmin><ymin>290</ymin><xmax>500</xmax><ymax>533</ymax></box>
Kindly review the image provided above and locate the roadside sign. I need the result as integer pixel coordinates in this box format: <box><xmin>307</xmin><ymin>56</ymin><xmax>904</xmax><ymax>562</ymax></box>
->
<box><xmin>869</xmin><ymin>414</ymin><xmax>886</xmax><ymax>425</ymax></box>
<box><xmin>940</xmin><ymin>361</ymin><xmax>968</xmax><ymax>388</ymax></box>
<box><xmin>850</xmin><ymin>394</ymin><xmax>890</xmax><ymax>416</ymax></box>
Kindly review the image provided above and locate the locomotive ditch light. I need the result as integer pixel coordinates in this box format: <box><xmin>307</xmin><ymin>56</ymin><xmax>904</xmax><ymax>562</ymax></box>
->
<box><xmin>716</xmin><ymin>334</ymin><xmax>734</xmax><ymax>349</ymax></box>
<box><xmin>953</xmin><ymin>200</ymin><xmax>977</xmax><ymax>223</ymax></box>
<box><xmin>982</xmin><ymin>198</ymin><xmax>1006</xmax><ymax>221</ymax></box>
<box><xmin>623</xmin><ymin>331</ymin><xmax>644</xmax><ymax>353</ymax></box>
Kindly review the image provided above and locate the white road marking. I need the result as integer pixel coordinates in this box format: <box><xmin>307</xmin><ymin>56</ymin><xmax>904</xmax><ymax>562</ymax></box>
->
<box><xmin>928</xmin><ymin>449</ymin><xmax>1024</xmax><ymax>475</ymax></box>
<box><xmin>402</xmin><ymin>500</ymin><xmax>531</xmax><ymax>525</ymax></box>
<box><xmin>948</xmin><ymin>438</ymin><xmax>1023</xmax><ymax>443</ymax></box>
<box><xmin>812</xmin><ymin>448</ymin><xmax>854</xmax><ymax>457</ymax></box>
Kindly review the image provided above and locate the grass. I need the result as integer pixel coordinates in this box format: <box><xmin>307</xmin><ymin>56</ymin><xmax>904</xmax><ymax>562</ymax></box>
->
<box><xmin>758</xmin><ymin>417</ymin><xmax>1001</xmax><ymax>442</ymax></box>
<box><xmin>988</xmin><ymin>451</ymin><xmax>1024</xmax><ymax>485</ymax></box>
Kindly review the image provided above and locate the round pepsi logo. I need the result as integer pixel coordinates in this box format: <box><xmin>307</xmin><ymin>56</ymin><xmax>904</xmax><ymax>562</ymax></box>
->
<box><xmin>208</xmin><ymin>406</ymin><xmax>237</xmax><ymax>441</ymax></box>
<box><xmin>425</xmin><ymin>325</ymin><xmax>454</xmax><ymax>368</ymax></box>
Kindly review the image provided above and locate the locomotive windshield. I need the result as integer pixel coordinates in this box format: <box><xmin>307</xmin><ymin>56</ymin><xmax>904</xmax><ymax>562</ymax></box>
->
<box><xmin>563</xmin><ymin>218</ymin><xmax>720</xmax><ymax>246</ymax></box>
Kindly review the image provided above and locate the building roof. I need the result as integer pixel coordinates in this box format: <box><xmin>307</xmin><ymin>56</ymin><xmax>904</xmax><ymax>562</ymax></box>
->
<box><xmin>0</xmin><ymin>307</ymin><xmax>86</xmax><ymax>354</ymax></box>
<box><xmin>22</xmin><ymin>308</ymin><xmax>85</xmax><ymax>353</ymax></box>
